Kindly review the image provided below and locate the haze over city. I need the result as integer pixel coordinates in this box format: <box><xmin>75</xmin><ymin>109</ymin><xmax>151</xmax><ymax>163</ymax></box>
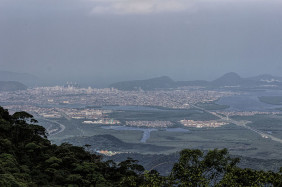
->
<box><xmin>1</xmin><ymin>0</ymin><xmax>282</xmax><ymax>87</ymax></box>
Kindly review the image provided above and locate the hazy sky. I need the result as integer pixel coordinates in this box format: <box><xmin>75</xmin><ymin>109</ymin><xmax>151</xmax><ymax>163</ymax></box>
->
<box><xmin>1</xmin><ymin>0</ymin><xmax>282</xmax><ymax>86</ymax></box>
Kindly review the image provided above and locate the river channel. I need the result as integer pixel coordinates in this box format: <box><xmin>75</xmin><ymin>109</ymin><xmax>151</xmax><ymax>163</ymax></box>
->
<box><xmin>101</xmin><ymin>126</ymin><xmax>190</xmax><ymax>143</ymax></box>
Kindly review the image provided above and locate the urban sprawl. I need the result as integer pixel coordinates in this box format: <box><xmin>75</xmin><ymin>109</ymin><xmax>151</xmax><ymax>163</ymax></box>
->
<box><xmin>1</xmin><ymin>86</ymin><xmax>280</xmax><ymax>129</ymax></box>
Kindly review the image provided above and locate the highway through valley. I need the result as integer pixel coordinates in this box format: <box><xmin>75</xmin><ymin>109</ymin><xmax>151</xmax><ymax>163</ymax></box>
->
<box><xmin>192</xmin><ymin>105</ymin><xmax>282</xmax><ymax>144</ymax></box>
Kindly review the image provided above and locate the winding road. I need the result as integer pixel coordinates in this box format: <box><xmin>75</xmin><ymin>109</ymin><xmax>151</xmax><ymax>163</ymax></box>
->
<box><xmin>192</xmin><ymin>105</ymin><xmax>282</xmax><ymax>144</ymax></box>
<box><xmin>44</xmin><ymin>118</ymin><xmax>66</xmax><ymax>136</ymax></box>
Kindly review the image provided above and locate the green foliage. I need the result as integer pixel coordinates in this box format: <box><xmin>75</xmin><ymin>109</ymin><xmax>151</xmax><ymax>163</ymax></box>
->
<box><xmin>0</xmin><ymin>153</ymin><xmax>20</xmax><ymax>173</ymax></box>
<box><xmin>0</xmin><ymin>174</ymin><xmax>28</xmax><ymax>187</ymax></box>
<box><xmin>220</xmin><ymin>168</ymin><xmax>282</xmax><ymax>186</ymax></box>
<box><xmin>259</xmin><ymin>96</ymin><xmax>282</xmax><ymax>105</ymax></box>
<box><xmin>142</xmin><ymin>170</ymin><xmax>166</xmax><ymax>187</ymax></box>
<box><xmin>169</xmin><ymin>148</ymin><xmax>280</xmax><ymax>186</ymax></box>
<box><xmin>0</xmin><ymin>106</ymin><xmax>281</xmax><ymax>186</ymax></box>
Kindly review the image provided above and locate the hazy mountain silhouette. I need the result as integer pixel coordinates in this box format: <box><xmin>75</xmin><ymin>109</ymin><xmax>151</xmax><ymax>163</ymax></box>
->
<box><xmin>0</xmin><ymin>81</ymin><xmax>27</xmax><ymax>91</ymax></box>
<box><xmin>0</xmin><ymin>70</ymin><xmax>39</xmax><ymax>86</ymax></box>
<box><xmin>211</xmin><ymin>72</ymin><xmax>243</xmax><ymax>86</ymax></box>
<box><xmin>109</xmin><ymin>76</ymin><xmax>176</xmax><ymax>91</ymax></box>
<box><xmin>110</xmin><ymin>72</ymin><xmax>282</xmax><ymax>90</ymax></box>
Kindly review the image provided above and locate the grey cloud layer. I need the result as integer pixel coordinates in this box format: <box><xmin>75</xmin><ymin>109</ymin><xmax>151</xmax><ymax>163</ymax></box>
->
<box><xmin>91</xmin><ymin>0</ymin><xmax>194</xmax><ymax>14</ymax></box>
<box><xmin>0</xmin><ymin>0</ymin><xmax>282</xmax><ymax>86</ymax></box>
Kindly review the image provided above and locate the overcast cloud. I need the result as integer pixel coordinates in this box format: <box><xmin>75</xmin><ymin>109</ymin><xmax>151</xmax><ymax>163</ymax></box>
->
<box><xmin>91</xmin><ymin>0</ymin><xmax>194</xmax><ymax>14</ymax></box>
<box><xmin>0</xmin><ymin>0</ymin><xmax>282</xmax><ymax>86</ymax></box>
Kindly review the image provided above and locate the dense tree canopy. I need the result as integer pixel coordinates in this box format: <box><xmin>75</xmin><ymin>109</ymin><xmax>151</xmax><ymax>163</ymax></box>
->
<box><xmin>0</xmin><ymin>106</ymin><xmax>281</xmax><ymax>186</ymax></box>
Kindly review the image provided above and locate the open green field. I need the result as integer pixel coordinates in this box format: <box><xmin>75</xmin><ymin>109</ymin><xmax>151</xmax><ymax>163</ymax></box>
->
<box><xmin>41</xmin><ymin>112</ymin><xmax>282</xmax><ymax>160</ymax></box>
<box><xmin>41</xmin><ymin>118</ymin><xmax>143</xmax><ymax>144</ymax></box>
<box><xmin>259</xmin><ymin>96</ymin><xmax>282</xmax><ymax>105</ymax></box>
<box><xmin>108</xmin><ymin>109</ymin><xmax>218</xmax><ymax>124</ymax></box>
<box><xmin>195</xmin><ymin>101</ymin><xmax>229</xmax><ymax>110</ymax></box>
<box><xmin>34</xmin><ymin>112</ymin><xmax>282</xmax><ymax>174</ymax></box>
<box><xmin>147</xmin><ymin>124</ymin><xmax>282</xmax><ymax>159</ymax></box>
<box><xmin>231</xmin><ymin>114</ymin><xmax>282</xmax><ymax>139</ymax></box>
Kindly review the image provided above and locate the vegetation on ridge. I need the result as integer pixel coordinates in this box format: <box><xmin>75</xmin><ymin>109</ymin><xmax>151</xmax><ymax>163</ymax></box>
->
<box><xmin>0</xmin><ymin>106</ymin><xmax>281</xmax><ymax>186</ymax></box>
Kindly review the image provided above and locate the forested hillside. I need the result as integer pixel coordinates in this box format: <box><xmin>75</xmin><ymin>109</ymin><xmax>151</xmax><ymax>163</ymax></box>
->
<box><xmin>0</xmin><ymin>106</ymin><xmax>281</xmax><ymax>186</ymax></box>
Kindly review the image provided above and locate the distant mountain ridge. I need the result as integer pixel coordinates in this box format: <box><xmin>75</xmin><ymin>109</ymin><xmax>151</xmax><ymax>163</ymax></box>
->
<box><xmin>0</xmin><ymin>70</ymin><xmax>37</xmax><ymax>81</ymax></box>
<box><xmin>110</xmin><ymin>73</ymin><xmax>282</xmax><ymax>90</ymax></box>
<box><xmin>211</xmin><ymin>72</ymin><xmax>243</xmax><ymax>86</ymax></box>
<box><xmin>0</xmin><ymin>70</ymin><xmax>39</xmax><ymax>86</ymax></box>
<box><xmin>110</xmin><ymin>76</ymin><xmax>176</xmax><ymax>91</ymax></box>
<box><xmin>0</xmin><ymin>81</ymin><xmax>27</xmax><ymax>91</ymax></box>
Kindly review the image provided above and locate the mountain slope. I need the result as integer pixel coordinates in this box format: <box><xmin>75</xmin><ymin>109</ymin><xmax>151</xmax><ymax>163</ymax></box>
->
<box><xmin>249</xmin><ymin>74</ymin><xmax>282</xmax><ymax>83</ymax></box>
<box><xmin>110</xmin><ymin>76</ymin><xmax>176</xmax><ymax>91</ymax></box>
<box><xmin>0</xmin><ymin>70</ymin><xmax>37</xmax><ymax>81</ymax></box>
<box><xmin>0</xmin><ymin>70</ymin><xmax>39</xmax><ymax>86</ymax></box>
<box><xmin>211</xmin><ymin>72</ymin><xmax>243</xmax><ymax>86</ymax></box>
<box><xmin>0</xmin><ymin>81</ymin><xmax>27</xmax><ymax>91</ymax></box>
<box><xmin>109</xmin><ymin>73</ymin><xmax>282</xmax><ymax>90</ymax></box>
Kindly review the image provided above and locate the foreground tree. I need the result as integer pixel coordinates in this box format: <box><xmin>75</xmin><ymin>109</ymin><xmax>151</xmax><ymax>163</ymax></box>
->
<box><xmin>219</xmin><ymin>168</ymin><xmax>282</xmax><ymax>186</ymax></box>
<box><xmin>169</xmin><ymin>148</ymin><xmax>239</xmax><ymax>186</ymax></box>
<box><xmin>169</xmin><ymin>149</ymin><xmax>281</xmax><ymax>186</ymax></box>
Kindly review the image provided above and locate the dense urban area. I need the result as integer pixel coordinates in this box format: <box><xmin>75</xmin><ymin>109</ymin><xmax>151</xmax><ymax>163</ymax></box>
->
<box><xmin>0</xmin><ymin>85</ymin><xmax>232</xmax><ymax>109</ymax></box>
<box><xmin>1</xmin><ymin>85</ymin><xmax>282</xmax><ymax>131</ymax></box>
